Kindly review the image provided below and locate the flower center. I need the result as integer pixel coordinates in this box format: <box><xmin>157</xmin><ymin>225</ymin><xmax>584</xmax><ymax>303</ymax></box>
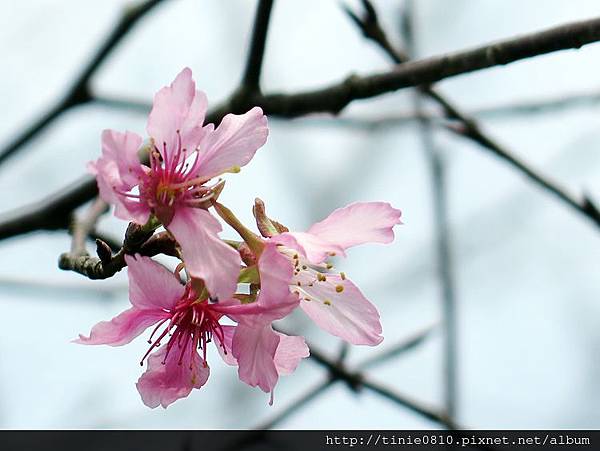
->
<box><xmin>138</xmin><ymin>132</ymin><xmax>220</xmax><ymax>224</ymax></box>
<box><xmin>140</xmin><ymin>288</ymin><xmax>226</xmax><ymax>368</ymax></box>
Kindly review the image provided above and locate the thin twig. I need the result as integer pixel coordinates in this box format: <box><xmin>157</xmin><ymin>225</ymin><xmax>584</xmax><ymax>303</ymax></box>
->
<box><xmin>257</xmin><ymin>329</ymin><xmax>435</xmax><ymax>430</ymax></box>
<box><xmin>58</xmin><ymin>222</ymin><xmax>156</xmax><ymax>279</ymax></box>
<box><xmin>0</xmin><ymin>0</ymin><xmax>166</xmax><ymax>166</ymax></box>
<box><xmin>89</xmin><ymin>230</ymin><xmax>122</xmax><ymax>253</ymax></box>
<box><xmin>417</xmin><ymin>112</ymin><xmax>459</xmax><ymax>420</ymax></box>
<box><xmin>93</xmin><ymin>94</ymin><xmax>152</xmax><ymax>113</ymax></box>
<box><xmin>343</xmin><ymin>1</ymin><xmax>600</xmax><ymax>228</ymax></box>
<box><xmin>473</xmin><ymin>89</ymin><xmax>600</xmax><ymax>118</ymax></box>
<box><xmin>69</xmin><ymin>198</ymin><xmax>109</xmax><ymax>256</ymax></box>
<box><xmin>357</xmin><ymin>323</ymin><xmax>437</xmax><ymax>370</ymax></box>
<box><xmin>307</xmin><ymin>345</ymin><xmax>457</xmax><ymax>429</ymax></box>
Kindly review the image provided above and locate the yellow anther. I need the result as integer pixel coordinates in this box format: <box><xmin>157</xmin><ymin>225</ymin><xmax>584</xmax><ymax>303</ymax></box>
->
<box><xmin>326</xmin><ymin>263</ymin><xmax>333</xmax><ymax>269</ymax></box>
<box><xmin>335</xmin><ymin>285</ymin><xmax>344</xmax><ymax>293</ymax></box>
<box><xmin>323</xmin><ymin>300</ymin><xmax>332</xmax><ymax>306</ymax></box>
<box><xmin>317</xmin><ymin>273</ymin><xmax>326</xmax><ymax>282</ymax></box>
<box><xmin>340</xmin><ymin>272</ymin><xmax>346</xmax><ymax>280</ymax></box>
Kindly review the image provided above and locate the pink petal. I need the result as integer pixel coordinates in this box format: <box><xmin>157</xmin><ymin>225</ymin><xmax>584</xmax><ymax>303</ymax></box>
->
<box><xmin>89</xmin><ymin>131</ymin><xmax>151</xmax><ymax>225</ymax></box>
<box><xmin>298</xmin><ymin>273</ymin><xmax>383</xmax><ymax>346</ymax></box>
<box><xmin>194</xmin><ymin>107</ymin><xmax>268</xmax><ymax>181</ymax></box>
<box><xmin>271</xmin><ymin>232</ymin><xmax>345</xmax><ymax>265</ymax></box>
<box><xmin>112</xmin><ymin>197</ymin><xmax>151</xmax><ymax>225</ymax></box>
<box><xmin>167</xmin><ymin>207</ymin><xmax>240</xmax><ymax>301</ymax></box>
<box><xmin>100</xmin><ymin>129</ymin><xmax>145</xmax><ymax>186</ymax></box>
<box><xmin>232</xmin><ymin>323</ymin><xmax>280</xmax><ymax>393</ymax></box>
<box><xmin>74</xmin><ymin>307</ymin><xmax>168</xmax><ymax>346</ymax></box>
<box><xmin>136</xmin><ymin>343</ymin><xmax>209</xmax><ymax>409</ymax></box>
<box><xmin>254</xmin><ymin>242</ymin><xmax>298</xmax><ymax>318</ymax></box>
<box><xmin>274</xmin><ymin>332</ymin><xmax>309</xmax><ymax>375</ymax></box>
<box><xmin>214</xmin><ymin>325</ymin><xmax>237</xmax><ymax>366</ymax></box>
<box><xmin>147</xmin><ymin>68</ymin><xmax>208</xmax><ymax>161</ymax></box>
<box><xmin>125</xmin><ymin>254</ymin><xmax>185</xmax><ymax>311</ymax></box>
<box><xmin>307</xmin><ymin>202</ymin><xmax>402</xmax><ymax>251</ymax></box>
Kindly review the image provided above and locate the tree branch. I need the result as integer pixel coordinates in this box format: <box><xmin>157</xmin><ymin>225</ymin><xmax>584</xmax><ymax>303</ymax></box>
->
<box><xmin>0</xmin><ymin>0</ymin><xmax>166</xmax><ymax>166</ymax></box>
<box><xmin>69</xmin><ymin>197</ymin><xmax>109</xmax><ymax>257</ymax></box>
<box><xmin>402</xmin><ymin>0</ymin><xmax>459</xmax><ymax>421</ymax></box>
<box><xmin>238</xmin><ymin>0</ymin><xmax>275</xmax><ymax>95</ymax></box>
<box><xmin>357</xmin><ymin>323</ymin><xmax>437</xmax><ymax>370</ymax></box>
<box><xmin>343</xmin><ymin>1</ymin><xmax>600</xmax><ymax>229</ymax></box>
<box><xmin>58</xmin><ymin>222</ymin><xmax>161</xmax><ymax>279</ymax></box>
<box><xmin>3</xmin><ymin>14</ymin><xmax>600</xmax><ymax>241</ymax></box>
<box><xmin>306</xmin><ymin>345</ymin><xmax>458</xmax><ymax>429</ymax></box>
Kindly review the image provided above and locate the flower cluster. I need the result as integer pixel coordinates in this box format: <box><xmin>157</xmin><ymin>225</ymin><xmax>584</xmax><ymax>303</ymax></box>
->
<box><xmin>77</xmin><ymin>68</ymin><xmax>402</xmax><ymax>408</ymax></box>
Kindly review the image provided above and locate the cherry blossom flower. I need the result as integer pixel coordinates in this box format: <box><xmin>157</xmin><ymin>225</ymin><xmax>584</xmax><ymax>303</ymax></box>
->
<box><xmin>261</xmin><ymin>201</ymin><xmax>402</xmax><ymax>346</ymax></box>
<box><xmin>75</xmin><ymin>246</ymin><xmax>307</xmax><ymax>408</ymax></box>
<box><xmin>88</xmin><ymin>68</ymin><xmax>268</xmax><ymax>301</ymax></box>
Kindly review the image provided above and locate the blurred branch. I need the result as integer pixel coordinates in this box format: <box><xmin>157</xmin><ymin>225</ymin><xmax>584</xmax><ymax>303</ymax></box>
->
<box><xmin>93</xmin><ymin>94</ymin><xmax>152</xmax><ymax>113</ymax></box>
<box><xmin>473</xmin><ymin>89</ymin><xmax>600</xmax><ymax>118</ymax></box>
<box><xmin>0</xmin><ymin>175</ymin><xmax>100</xmax><ymax>240</ymax></box>
<box><xmin>237</xmin><ymin>0</ymin><xmax>275</xmax><ymax>95</ymax></box>
<box><xmin>418</xmin><ymin>113</ymin><xmax>459</xmax><ymax>420</ymax></box>
<box><xmin>0</xmin><ymin>0</ymin><xmax>166</xmax><ymax>167</ymax></box>
<box><xmin>306</xmin><ymin>344</ymin><xmax>458</xmax><ymax>429</ymax></box>
<box><xmin>256</xmin><ymin>343</ymin><xmax>348</xmax><ymax>430</ymax></box>
<box><xmin>403</xmin><ymin>0</ymin><xmax>458</xmax><ymax>421</ymax></box>
<box><xmin>256</xmin><ymin>328</ymin><xmax>435</xmax><ymax>429</ymax></box>
<box><xmin>343</xmin><ymin>0</ymin><xmax>600</xmax><ymax>230</ymax></box>
<box><xmin>256</xmin><ymin>379</ymin><xmax>332</xmax><ymax>429</ymax></box>
<box><xmin>3</xmin><ymin>14</ymin><xmax>600</xmax><ymax>242</ymax></box>
<box><xmin>69</xmin><ymin>197</ymin><xmax>108</xmax><ymax>257</ymax></box>
<box><xmin>357</xmin><ymin>323</ymin><xmax>437</xmax><ymax>370</ymax></box>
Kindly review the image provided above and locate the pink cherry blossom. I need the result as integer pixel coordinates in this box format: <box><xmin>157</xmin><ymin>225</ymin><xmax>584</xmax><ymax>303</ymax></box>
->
<box><xmin>88</xmin><ymin>68</ymin><xmax>268</xmax><ymax>301</ymax></box>
<box><xmin>269</xmin><ymin>202</ymin><xmax>402</xmax><ymax>346</ymax></box>
<box><xmin>76</xmin><ymin>247</ymin><xmax>307</xmax><ymax>408</ymax></box>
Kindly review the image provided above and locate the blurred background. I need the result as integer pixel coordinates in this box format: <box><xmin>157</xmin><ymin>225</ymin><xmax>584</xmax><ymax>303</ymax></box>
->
<box><xmin>0</xmin><ymin>0</ymin><xmax>599</xmax><ymax>429</ymax></box>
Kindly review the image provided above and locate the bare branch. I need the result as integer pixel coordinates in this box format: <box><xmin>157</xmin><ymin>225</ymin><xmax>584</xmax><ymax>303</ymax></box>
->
<box><xmin>58</xmin><ymin>222</ymin><xmax>156</xmax><ymax>279</ymax></box>
<box><xmin>0</xmin><ymin>175</ymin><xmax>99</xmax><ymax>240</ymax></box>
<box><xmin>0</xmin><ymin>0</ymin><xmax>167</xmax><ymax>166</ymax></box>
<box><xmin>230</xmin><ymin>15</ymin><xmax>600</xmax><ymax>119</ymax></box>
<box><xmin>255</xmin><ymin>379</ymin><xmax>333</xmax><ymax>429</ymax></box>
<box><xmin>306</xmin><ymin>345</ymin><xmax>457</xmax><ymax>429</ymax></box>
<box><xmin>357</xmin><ymin>323</ymin><xmax>437</xmax><ymax>370</ymax></box>
<box><xmin>69</xmin><ymin>198</ymin><xmax>109</xmax><ymax>257</ymax></box>
<box><xmin>401</xmin><ymin>0</ymin><xmax>459</xmax><ymax>421</ymax></box>
<box><xmin>343</xmin><ymin>1</ymin><xmax>600</xmax><ymax>228</ymax></box>
<box><xmin>93</xmin><ymin>94</ymin><xmax>152</xmax><ymax>114</ymax></box>
<box><xmin>3</xmin><ymin>15</ymin><xmax>600</xmax><ymax>241</ymax></box>
<box><xmin>238</xmin><ymin>0</ymin><xmax>275</xmax><ymax>94</ymax></box>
